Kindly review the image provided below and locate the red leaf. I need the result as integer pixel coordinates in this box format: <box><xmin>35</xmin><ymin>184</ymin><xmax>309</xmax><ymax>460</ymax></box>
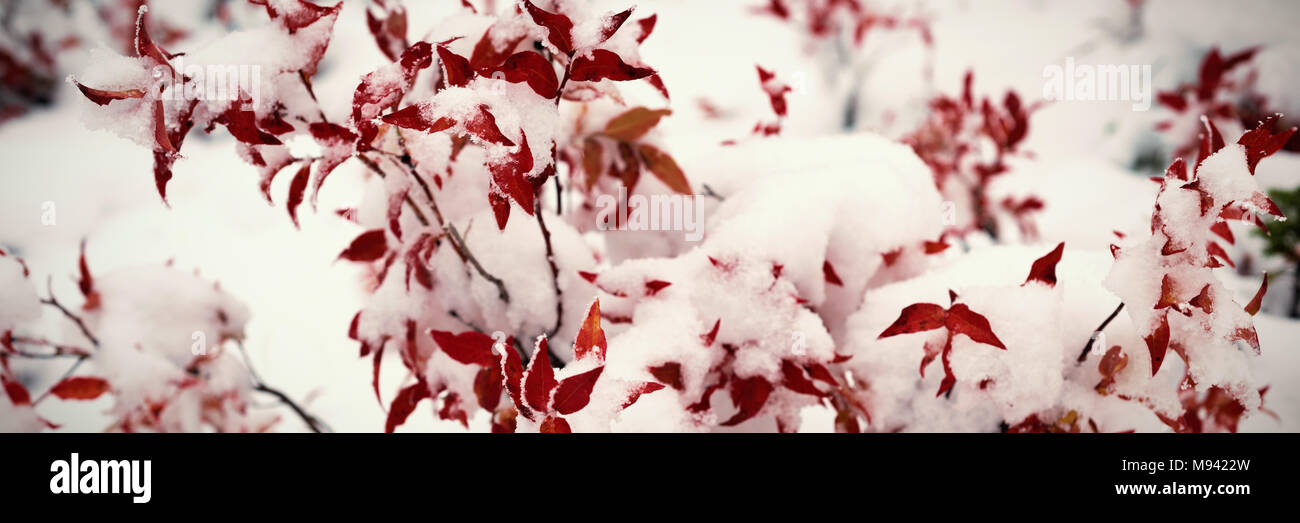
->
<box><xmin>645</xmin><ymin>280</ymin><xmax>671</xmax><ymax>296</ymax></box>
<box><xmin>878</xmin><ymin>303</ymin><xmax>947</xmax><ymax>338</ymax></box>
<box><xmin>49</xmin><ymin>376</ymin><xmax>110</xmax><ymax>401</ymax></box>
<box><xmin>1023</xmin><ymin>242</ymin><xmax>1064</xmax><ymax>287</ymax></box>
<box><xmin>649</xmin><ymin>362</ymin><xmax>684</xmax><ymax>390</ymax></box>
<box><xmin>74</xmin><ymin>82</ymin><xmax>144</xmax><ymax>106</ymax></box>
<box><xmin>522</xmin><ymin>337</ymin><xmax>557</xmax><ymax>413</ymax></box>
<box><xmin>945</xmin><ymin>304</ymin><xmax>1007</xmax><ymax>349</ymax></box>
<box><xmin>76</xmin><ymin>239</ymin><xmax>95</xmax><ymax>306</ymax></box>
<box><xmin>1245</xmin><ymin>274</ymin><xmax>1268</xmax><ymax>316</ymax></box>
<box><xmin>481</xmin><ymin>51</ymin><xmax>559</xmax><ymax>98</ymax></box>
<box><xmin>720</xmin><ymin>376</ymin><xmax>772</xmax><ymax>426</ymax></box>
<box><xmin>286</xmin><ymin>161</ymin><xmax>312</xmax><ymax>228</ymax></box>
<box><xmin>603</xmin><ymin>107</ymin><xmax>672</xmax><ymax>142</ymax></box>
<box><xmin>553</xmin><ymin>366</ymin><xmax>603</xmax><ymax>415</ymax></box>
<box><xmin>469</xmin><ymin>25</ymin><xmax>526</xmax><ymax>70</ymax></box>
<box><xmin>488</xmin><ymin>131</ymin><xmax>535</xmax><ymax>229</ymax></box>
<box><xmin>822</xmin><ymin>261</ymin><xmax>844</xmax><ymax>286</ymax></box>
<box><xmin>384</xmin><ymin>379</ymin><xmax>430</xmax><ymax>432</ymax></box>
<box><xmin>381</xmin><ymin>104</ymin><xmax>456</xmax><ymax>132</ymax></box>
<box><xmin>437</xmin><ymin>45</ymin><xmax>474</xmax><ymax>88</ymax></box>
<box><xmin>465</xmin><ymin>105</ymin><xmax>514</xmax><ymax>146</ymax></box>
<box><xmin>474</xmin><ymin>363</ymin><xmax>503</xmax><ymax>411</ymax></box>
<box><xmin>371</xmin><ymin>343</ymin><xmax>385</xmax><ymax>406</ymax></box>
<box><xmin>780</xmin><ymin>360</ymin><xmax>823</xmax><ymax>397</ymax></box>
<box><xmin>595</xmin><ymin>7</ymin><xmax>635</xmax><ymax>46</ymax></box>
<box><xmin>1237</xmin><ymin>114</ymin><xmax>1296</xmax><ymax>175</ymax></box>
<box><xmin>701</xmin><ymin>319</ymin><xmax>721</xmax><ymax>347</ymax></box>
<box><xmin>365</xmin><ymin>0</ymin><xmax>408</xmax><ymax>62</ymax></box>
<box><xmin>569</xmin><ymin>49</ymin><xmax>655</xmax><ymax>82</ymax></box>
<box><xmin>523</xmin><ymin>1</ymin><xmax>575</xmax><ymax>55</ymax></box>
<box><xmin>500</xmin><ymin>338</ymin><xmax>528</xmax><ymax>416</ymax></box>
<box><xmin>539</xmin><ymin>415</ymin><xmax>572</xmax><ymax>433</ymax></box>
<box><xmin>1207</xmin><ymin>241</ymin><xmax>1235</xmax><ymax>268</ymax></box>
<box><xmin>1145</xmin><ymin>313</ymin><xmax>1171</xmax><ymax>376</ymax></box>
<box><xmin>429</xmin><ymin>330</ymin><xmax>497</xmax><ymax>367</ymax></box>
<box><xmin>338</xmin><ymin>229</ymin><xmax>388</xmax><ymax>262</ymax></box>
<box><xmin>2</xmin><ymin>373</ymin><xmax>32</xmax><ymax>406</ymax></box>
<box><xmin>574</xmin><ymin>299</ymin><xmax>607</xmax><ymax>362</ymax></box>
<box><xmin>637</xmin><ymin>144</ymin><xmax>690</xmax><ymax>195</ymax></box>
<box><xmin>635</xmin><ymin>14</ymin><xmax>657</xmax><ymax>43</ymax></box>
<box><xmin>621</xmin><ymin>381</ymin><xmax>666</xmax><ymax>409</ymax></box>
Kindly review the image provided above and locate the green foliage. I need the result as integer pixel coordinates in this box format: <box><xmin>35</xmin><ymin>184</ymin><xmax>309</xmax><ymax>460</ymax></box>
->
<box><xmin>1256</xmin><ymin>186</ymin><xmax>1300</xmax><ymax>263</ymax></box>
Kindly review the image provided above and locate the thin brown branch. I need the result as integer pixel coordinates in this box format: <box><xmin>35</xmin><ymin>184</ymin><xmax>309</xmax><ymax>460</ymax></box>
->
<box><xmin>535</xmin><ymin>199</ymin><xmax>563</xmax><ymax>338</ymax></box>
<box><xmin>238</xmin><ymin>340</ymin><xmax>331</xmax><ymax>433</ymax></box>
<box><xmin>41</xmin><ymin>276</ymin><xmax>98</xmax><ymax>347</ymax></box>
<box><xmin>1077</xmin><ymin>302</ymin><xmax>1125</xmax><ymax>363</ymax></box>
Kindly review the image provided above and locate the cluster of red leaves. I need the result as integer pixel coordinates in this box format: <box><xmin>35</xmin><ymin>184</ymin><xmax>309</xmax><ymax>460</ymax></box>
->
<box><xmin>73</xmin><ymin>2</ymin><xmax>340</xmax><ymax>207</ymax></box>
<box><xmin>379</xmin><ymin>299</ymin><xmax>663</xmax><ymax>433</ymax></box>
<box><xmin>878</xmin><ymin>243</ymin><xmax>1062</xmax><ymax>397</ymax></box>
<box><xmin>903</xmin><ymin>71</ymin><xmax>1040</xmax><ymax>236</ymax></box>
<box><xmin>569</xmin><ymin>106</ymin><xmax>691</xmax><ymax>195</ymax></box>
<box><xmin>752</xmin><ymin>65</ymin><xmax>791</xmax><ymax>136</ymax></box>
<box><xmin>1155</xmin><ymin>46</ymin><xmax>1299</xmax><ymax>157</ymax></box>
<box><xmin>1125</xmin><ymin>117</ymin><xmax>1292</xmax><ymax>375</ymax></box>
<box><xmin>753</xmin><ymin>0</ymin><xmax>932</xmax><ymax>48</ymax></box>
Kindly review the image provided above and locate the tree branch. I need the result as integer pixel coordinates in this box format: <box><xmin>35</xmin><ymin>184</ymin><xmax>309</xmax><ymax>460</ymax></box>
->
<box><xmin>1077</xmin><ymin>302</ymin><xmax>1125</xmax><ymax>363</ymax></box>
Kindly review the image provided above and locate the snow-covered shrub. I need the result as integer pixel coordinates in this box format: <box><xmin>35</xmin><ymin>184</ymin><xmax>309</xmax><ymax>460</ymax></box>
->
<box><xmin>3</xmin><ymin>0</ymin><xmax>1287</xmax><ymax>433</ymax></box>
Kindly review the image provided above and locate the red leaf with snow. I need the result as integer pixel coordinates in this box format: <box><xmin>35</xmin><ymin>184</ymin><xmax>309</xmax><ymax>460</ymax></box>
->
<box><xmin>522</xmin><ymin>337</ymin><xmax>557</xmax><ymax>413</ymax></box>
<box><xmin>49</xmin><ymin>376</ymin><xmax>110</xmax><ymax>400</ymax></box>
<box><xmin>946</xmin><ymin>304</ymin><xmax>1007</xmax><ymax>350</ymax></box>
<box><xmin>437</xmin><ymin>45</ymin><xmax>474</xmax><ymax>88</ymax></box>
<box><xmin>523</xmin><ymin>0</ymin><xmax>575</xmax><ymax>55</ymax></box>
<box><xmin>338</xmin><ymin>229</ymin><xmax>387</xmax><ymax>262</ymax></box>
<box><xmin>1023</xmin><ymin>242</ymin><xmax>1064</xmax><ymax>287</ymax></box>
<box><xmin>621</xmin><ymin>382</ymin><xmax>666</xmax><ymax>409</ymax></box>
<box><xmin>74</xmin><ymin>83</ymin><xmax>144</xmax><ymax>106</ymax></box>
<box><xmin>553</xmin><ymin>366</ymin><xmax>603</xmax><ymax>415</ymax></box>
<box><xmin>569</xmin><ymin>49</ymin><xmax>655</xmax><ymax>82</ymax></box>
<box><xmin>465</xmin><ymin>105</ymin><xmax>515</xmax><ymax>146</ymax></box>
<box><xmin>780</xmin><ymin>360</ymin><xmax>823</xmax><ymax>397</ymax></box>
<box><xmin>1237</xmin><ymin>114</ymin><xmax>1297</xmax><ymax>175</ymax></box>
<box><xmin>501</xmin><ymin>338</ymin><xmax>527</xmax><ymax>414</ymax></box>
<box><xmin>720</xmin><ymin>375</ymin><xmax>772</xmax><ymax>426</ymax></box>
<box><xmin>701</xmin><ymin>319</ymin><xmax>721</xmax><ymax>347</ymax></box>
<box><xmin>382</xmin><ymin>104</ymin><xmax>455</xmax><ymax>132</ymax></box>
<box><xmin>1145</xmin><ymin>313</ymin><xmax>1171</xmax><ymax>376</ymax></box>
<box><xmin>469</xmin><ymin>25</ymin><xmax>525</xmax><ymax>71</ymax></box>
<box><xmin>482</xmin><ymin>51</ymin><xmax>559</xmax><ymax>99</ymax></box>
<box><xmin>649</xmin><ymin>362</ymin><xmax>684</xmax><ymax>390</ymax></box>
<box><xmin>595</xmin><ymin>7</ymin><xmax>635</xmax><ymax>46</ymax></box>
<box><xmin>488</xmin><ymin>131</ymin><xmax>535</xmax><ymax>229</ymax></box>
<box><xmin>878</xmin><ymin>303</ymin><xmax>947</xmax><ymax>338</ymax></box>
<box><xmin>365</xmin><ymin>0</ymin><xmax>408</xmax><ymax>62</ymax></box>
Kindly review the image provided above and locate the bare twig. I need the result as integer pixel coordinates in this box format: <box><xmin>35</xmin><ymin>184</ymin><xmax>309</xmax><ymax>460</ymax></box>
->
<box><xmin>447</xmin><ymin>224</ymin><xmax>511</xmax><ymax>303</ymax></box>
<box><xmin>1077</xmin><ymin>302</ymin><xmax>1125</xmax><ymax>363</ymax></box>
<box><xmin>701</xmin><ymin>183</ymin><xmax>725</xmax><ymax>201</ymax></box>
<box><xmin>535</xmin><ymin>199</ymin><xmax>564</xmax><ymax>338</ymax></box>
<box><xmin>41</xmin><ymin>276</ymin><xmax>99</xmax><ymax>347</ymax></box>
<box><xmin>237</xmin><ymin>341</ymin><xmax>331</xmax><ymax>433</ymax></box>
